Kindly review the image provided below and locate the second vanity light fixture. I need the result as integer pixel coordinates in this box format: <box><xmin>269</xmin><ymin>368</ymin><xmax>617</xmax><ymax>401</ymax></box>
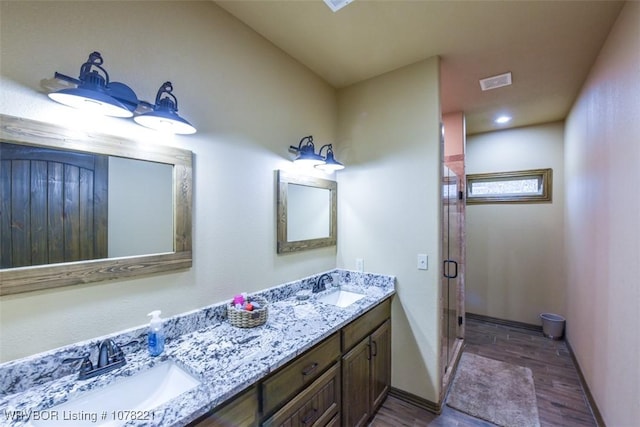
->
<box><xmin>47</xmin><ymin>51</ymin><xmax>196</xmax><ymax>134</ymax></box>
<box><xmin>289</xmin><ymin>135</ymin><xmax>345</xmax><ymax>172</ymax></box>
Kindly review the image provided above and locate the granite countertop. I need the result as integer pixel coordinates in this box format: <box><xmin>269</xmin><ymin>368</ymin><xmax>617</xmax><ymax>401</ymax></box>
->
<box><xmin>0</xmin><ymin>271</ymin><xmax>395</xmax><ymax>427</ymax></box>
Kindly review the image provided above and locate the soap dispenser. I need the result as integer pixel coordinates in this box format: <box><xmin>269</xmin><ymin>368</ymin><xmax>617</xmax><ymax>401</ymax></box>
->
<box><xmin>147</xmin><ymin>310</ymin><xmax>165</xmax><ymax>357</ymax></box>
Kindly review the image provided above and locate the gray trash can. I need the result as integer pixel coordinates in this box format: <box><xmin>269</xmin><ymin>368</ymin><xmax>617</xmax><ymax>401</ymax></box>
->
<box><xmin>540</xmin><ymin>313</ymin><xmax>565</xmax><ymax>339</ymax></box>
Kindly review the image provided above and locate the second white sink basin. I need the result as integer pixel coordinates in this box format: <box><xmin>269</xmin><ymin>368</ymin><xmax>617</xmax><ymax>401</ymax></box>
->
<box><xmin>31</xmin><ymin>361</ymin><xmax>200</xmax><ymax>426</ymax></box>
<box><xmin>317</xmin><ymin>289</ymin><xmax>365</xmax><ymax>308</ymax></box>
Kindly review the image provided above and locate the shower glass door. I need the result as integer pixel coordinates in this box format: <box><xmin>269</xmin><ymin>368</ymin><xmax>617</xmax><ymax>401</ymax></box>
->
<box><xmin>440</xmin><ymin>115</ymin><xmax>466</xmax><ymax>395</ymax></box>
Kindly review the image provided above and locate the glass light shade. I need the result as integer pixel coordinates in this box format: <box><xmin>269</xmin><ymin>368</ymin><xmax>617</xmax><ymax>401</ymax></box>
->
<box><xmin>48</xmin><ymin>88</ymin><xmax>133</xmax><ymax>118</ymax></box>
<box><xmin>315</xmin><ymin>147</ymin><xmax>344</xmax><ymax>171</ymax></box>
<box><xmin>293</xmin><ymin>155</ymin><xmax>325</xmax><ymax>167</ymax></box>
<box><xmin>293</xmin><ymin>143</ymin><xmax>324</xmax><ymax>166</ymax></box>
<box><xmin>316</xmin><ymin>161</ymin><xmax>344</xmax><ymax>172</ymax></box>
<box><xmin>134</xmin><ymin>110</ymin><xmax>197</xmax><ymax>135</ymax></box>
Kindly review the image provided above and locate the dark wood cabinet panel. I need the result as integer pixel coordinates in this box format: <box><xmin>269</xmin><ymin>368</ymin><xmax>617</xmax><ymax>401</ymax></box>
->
<box><xmin>342</xmin><ymin>315</ymin><xmax>391</xmax><ymax>427</ymax></box>
<box><xmin>262</xmin><ymin>363</ymin><xmax>340</xmax><ymax>427</ymax></box>
<box><xmin>341</xmin><ymin>338</ymin><xmax>371</xmax><ymax>427</ymax></box>
<box><xmin>262</xmin><ymin>333</ymin><xmax>340</xmax><ymax>417</ymax></box>
<box><xmin>190</xmin><ymin>387</ymin><xmax>258</xmax><ymax>427</ymax></box>
<box><xmin>370</xmin><ymin>319</ymin><xmax>391</xmax><ymax>413</ymax></box>
<box><xmin>342</xmin><ymin>299</ymin><xmax>390</xmax><ymax>352</ymax></box>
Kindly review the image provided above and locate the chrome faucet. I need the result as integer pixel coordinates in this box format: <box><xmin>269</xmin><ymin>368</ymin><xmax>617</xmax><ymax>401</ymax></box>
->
<box><xmin>63</xmin><ymin>339</ymin><xmax>130</xmax><ymax>380</ymax></box>
<box><xmin>313</xmin><ymin>273</ymin><xmax>333</xmax><ymax>293</ymax></box>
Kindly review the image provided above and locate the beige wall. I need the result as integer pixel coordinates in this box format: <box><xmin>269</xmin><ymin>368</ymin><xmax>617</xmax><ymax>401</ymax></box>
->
<box><xmin>0</xmin><ymin>1</ymin><xmax>337</xmax><ymax>362</ymax></box>
<box><xmin>564</xmin><ymin>2</ymin><xmax>640</xmax><ymax>425</ymax></box>
<box><xmin>466</xmin><ymin>122</ymin><xmax>565</xmax><ymax>324</ymax></box>
<box><xmin>337</xmin><ymin>58</ymin><xmax>442</xmax><ymax>402</ymax></box>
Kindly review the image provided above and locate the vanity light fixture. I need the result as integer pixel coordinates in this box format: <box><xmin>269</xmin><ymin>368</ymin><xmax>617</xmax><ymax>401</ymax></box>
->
<box><xmin>290</xmin><ymin>135</ymin><xmax>325</xmax><ymax>166</ymax></box>
<box><xmin>48</xmin><ymin>52</ymin><xmax>137</xmax><ymax>118</ymax></box>
<box><xmin>316</xmin><ymin>144</ymin><xmax>344</xmax><ymax>171</ymax></box>
<box><xmin>48</xmin><ymin>51</ymin><xmax>196</xmax><ymax>134</ymax></box>
<box><xmin>134</xmin><ymin>82</ymin><xmax>196</xmax><ymax>135</ymax></box>
<box><xmin>289</xmin><ymin>136</ymin><xmax>345</xmax><ymax>171</ymax></box>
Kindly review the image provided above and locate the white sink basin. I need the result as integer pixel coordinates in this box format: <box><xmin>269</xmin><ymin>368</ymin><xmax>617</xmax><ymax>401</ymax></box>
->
<box><xmin>317</xmin><ymin>289</ymin><xmax>365</xmax><ymax>308</ymax></box>
<box><xmin>31</xmin><ymin>361</ymin><xmax>200</xmax><ymax>427</ymax></box>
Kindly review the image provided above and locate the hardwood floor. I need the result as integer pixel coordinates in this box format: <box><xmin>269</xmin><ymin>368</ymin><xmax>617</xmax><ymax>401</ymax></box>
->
<box><xmin>370</xmin><ymin>317</ymin><xmax>596</xmax><ymax>427</ymax></box>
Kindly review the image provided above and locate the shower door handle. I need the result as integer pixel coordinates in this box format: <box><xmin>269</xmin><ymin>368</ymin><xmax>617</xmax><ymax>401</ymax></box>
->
<box><xmin>443</xmin><ymin>260</ymin><xmax>458</xmax><ymax>279</ymax></box>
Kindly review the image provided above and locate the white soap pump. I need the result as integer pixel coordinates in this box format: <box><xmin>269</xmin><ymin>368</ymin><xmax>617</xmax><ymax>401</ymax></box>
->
<box><xmin>147</xmin><ymin>310</ymin><xmax>165</xmax><ymax>357</ymax></box>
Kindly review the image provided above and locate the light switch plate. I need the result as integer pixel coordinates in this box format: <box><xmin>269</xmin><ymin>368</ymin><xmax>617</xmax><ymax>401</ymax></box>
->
<box><xmin>356</xmin><ymin>258</ymin><xmax>364</xmax><ymax>272</ymax></box>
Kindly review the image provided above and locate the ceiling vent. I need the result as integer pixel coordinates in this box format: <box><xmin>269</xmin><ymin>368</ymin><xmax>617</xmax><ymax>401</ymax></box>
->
<box><xmin>479</xmin><ymin>72</ymin><xmax>512</xmax><ymax>91</ymax></box>
<box><xmin>323</xmin><ymin>0</ymin><xmax>353</xmax><ymax>12</ymax></box>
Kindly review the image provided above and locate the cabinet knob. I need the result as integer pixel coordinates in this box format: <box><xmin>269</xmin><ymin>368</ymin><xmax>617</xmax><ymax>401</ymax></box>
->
<box><xmin>301</xmin><ymin>408</ymin><xmax>318</xmax><ymax>425</ymax></box>
<box><xmin>302</xmin><ymin>362</ymin><xmax>319</xmax><ymax>376</ymax></box>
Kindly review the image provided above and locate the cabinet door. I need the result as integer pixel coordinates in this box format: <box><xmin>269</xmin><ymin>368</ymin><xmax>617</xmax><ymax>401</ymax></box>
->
<box><xmin>370</xmin><ymin>319</ymin><xmax>391</xmax><ymax>412</ymax></box>
<box><xmin>262</xmin><ymin>333</ymin><xmax>340</xmax><ymax>416</ymax></box>
<box><xmin>262</xmin><ymin>363</ymin><xmax>340</xmax><ymax>427</ymax></box>
<box><xmin>192</xmin><ymin>387</ymin><xmax>258</xmax><ymax>427</ymax></box>
<box><xmin>341</xmin><ymin>338</ymin><xmax>371</xmax><ymax>427</ymax></box>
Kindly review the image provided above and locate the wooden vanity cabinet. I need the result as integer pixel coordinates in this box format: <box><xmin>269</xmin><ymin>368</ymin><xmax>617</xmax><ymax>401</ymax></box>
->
<box><xmin>191</xmin><ymin>298</ymin><xmax>392</xmax><ymax>427</ymax></box>
<box><xmin>341</xmin><ymin>300</ymin><xmax>391</xmax><ymax>427</ymax></box>
<box><xmin>191</xmin><ymin>386</ymin><xmax>258</xmax><ymax>427</ymax></box>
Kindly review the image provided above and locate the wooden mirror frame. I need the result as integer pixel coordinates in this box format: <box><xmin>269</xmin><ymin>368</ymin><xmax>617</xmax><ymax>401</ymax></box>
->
<box><xmin>277</xmin><ymin>170</ymin><xmax>337</xmax><ymax>254</ymax></box>
<box><xmin>0</xmin><ymin>114</ymin><xmax>192</xmax><ymax>295</ymax></box>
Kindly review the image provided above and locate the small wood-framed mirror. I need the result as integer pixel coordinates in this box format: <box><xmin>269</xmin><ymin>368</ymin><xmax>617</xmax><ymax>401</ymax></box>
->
<box><xmin>276</xmin><ymin>170</ymin><xmax>337</xmax><ymax>253</ymax></box>
<box><xmin>0</xmin><ymin>114</ymin><xmax>193</xmax><ymax>295</ymax></box>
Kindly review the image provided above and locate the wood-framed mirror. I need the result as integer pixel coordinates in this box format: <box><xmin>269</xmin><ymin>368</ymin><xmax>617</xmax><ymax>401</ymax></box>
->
<box><xmin>276</xmin><ymin>170</ymin><xmax>337</xmax><ymax>253</ymax></box>
<box><xmin>0</xmin><ymin>114</ymin><xmax>192</xmax><ymax>295</ymax></box>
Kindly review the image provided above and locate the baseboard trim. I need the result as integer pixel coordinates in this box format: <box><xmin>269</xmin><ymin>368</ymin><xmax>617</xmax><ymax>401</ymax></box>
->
<box><xmin>565</xmin><ymin>339</ymin><xmax>607</xmax><ymax>427</ymax></box>
<box><xmin>465</xmin><ymin>312</ymin><xmax>543</xmax><ymax>332</ymax></box>
<box><xmin>389</xmin><ymin>387</ymin><xmax>441</xmax><ymax>414</ymax></box>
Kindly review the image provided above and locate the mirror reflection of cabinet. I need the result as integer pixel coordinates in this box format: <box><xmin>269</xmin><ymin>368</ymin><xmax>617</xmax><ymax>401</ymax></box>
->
<box><xmin>1</xmin><ymin>144</ymin><xmax>175</xmax><ymax>268</ymax></box>
<box><xmin>1</xmin><ymin>142</ymin><xmax>109</xmax><ymax>268</ymax></box>
<box><xmin>276</xmin><ymin>170</ymin><xmax>337</xmax><ymax>253</ymax></box>
<box><xmin>0</xmin><ymin>114</ymin><xmax>193</xmax><ymax>296</ymax></box>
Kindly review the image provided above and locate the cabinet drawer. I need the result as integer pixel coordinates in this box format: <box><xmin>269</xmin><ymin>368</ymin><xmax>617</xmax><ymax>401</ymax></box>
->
<box><xmin>262</xmin><ymin>332</ymin><xmax>340</xmax><ymax>416</ymax></box>
<box><xmin>262</xmin><ymin>363</ymin><xmax>341</xmax><ymax>427</ymax></box>
<box><xmin>324</xmin><ymin>414</ymin><xmax>340</xmax><ymax>427</ymax></box>
<box><xmin>191</xmin><ymin>386</ymin><xmax>258</xmax><ymax>427</ymax></box>
<box><xmin>342</xmin><ymin>299</ymin><xmax>390</xmax><ymax>352</ymax></box>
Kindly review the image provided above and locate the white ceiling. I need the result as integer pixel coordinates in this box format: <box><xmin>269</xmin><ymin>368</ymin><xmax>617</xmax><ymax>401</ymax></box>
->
<box><xmin>215</xmin><ymin>0</ymin><xmax>624</xmax><ymax>134</ymax></box>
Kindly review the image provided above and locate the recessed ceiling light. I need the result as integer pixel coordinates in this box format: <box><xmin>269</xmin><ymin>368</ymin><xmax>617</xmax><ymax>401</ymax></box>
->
<box><xmin>323</xmin><ymin>0</ymin><xmax>353</xmax><ymax>12</ymax></box>
<box><xmin>495</xmin><ymin>115</ymin><xmax>512</xmax><ymax>124</ymax></box>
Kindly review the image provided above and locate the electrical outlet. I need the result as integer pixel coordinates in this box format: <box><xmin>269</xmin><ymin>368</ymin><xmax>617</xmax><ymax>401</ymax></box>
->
<box><xmin>356</xmin><ymin>258</ymin><xmax>364</xmax><ymax>272</ymax></box>
<box><xmin>417</xmin><ymin>254</ymin><xmax>428</xmax><ymax>270</ymax></box>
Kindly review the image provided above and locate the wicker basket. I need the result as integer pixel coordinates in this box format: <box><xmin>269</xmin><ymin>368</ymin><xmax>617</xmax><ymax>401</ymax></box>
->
<box><xmin>227</xmin><ymin>296</ymin><xmax>269</xmax><ymax>328</ymax></box>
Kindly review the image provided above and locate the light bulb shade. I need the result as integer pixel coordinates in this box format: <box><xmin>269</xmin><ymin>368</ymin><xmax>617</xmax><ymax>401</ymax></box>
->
<box><xmin>294</xmin><ymin>157</ymin><xmax>325</xmax><ymax>166</ymax></box>
<box><xmin>48</xmin><ymin>52</ymin><xmax>137</xmax><ymax>118</ymax></box>
<box><xmin>316</xmin><ymin>150</ymin><xmax>345</xmax><ymax>171</ymax></box>
<box><xmin>134</xmin><ymin>82</ymin><xmax>196</xmax><ymax>134</ymax></box>
<box><xmin>290</xmin><ymin>136</ymin><xmax>324</xmax><ymax>166</ymax></box>
<box><xmin>49</xmin><ymin>88</ymin><xmax>133</xmax><ymax>118</ymax></box>
<box><xmin>293</xmin><ymin>142</ymin><xmax>324</xmax><ymax>166</ymax></box>
<box><xmin>134</xmin><ymin>110</ymin><xmax>197</xmax><ymax>135</ymax></box>
<box><xmin>315</xmin><ymin>144</ymin><xmax>345</xmax><ymax>171</ymax></box>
